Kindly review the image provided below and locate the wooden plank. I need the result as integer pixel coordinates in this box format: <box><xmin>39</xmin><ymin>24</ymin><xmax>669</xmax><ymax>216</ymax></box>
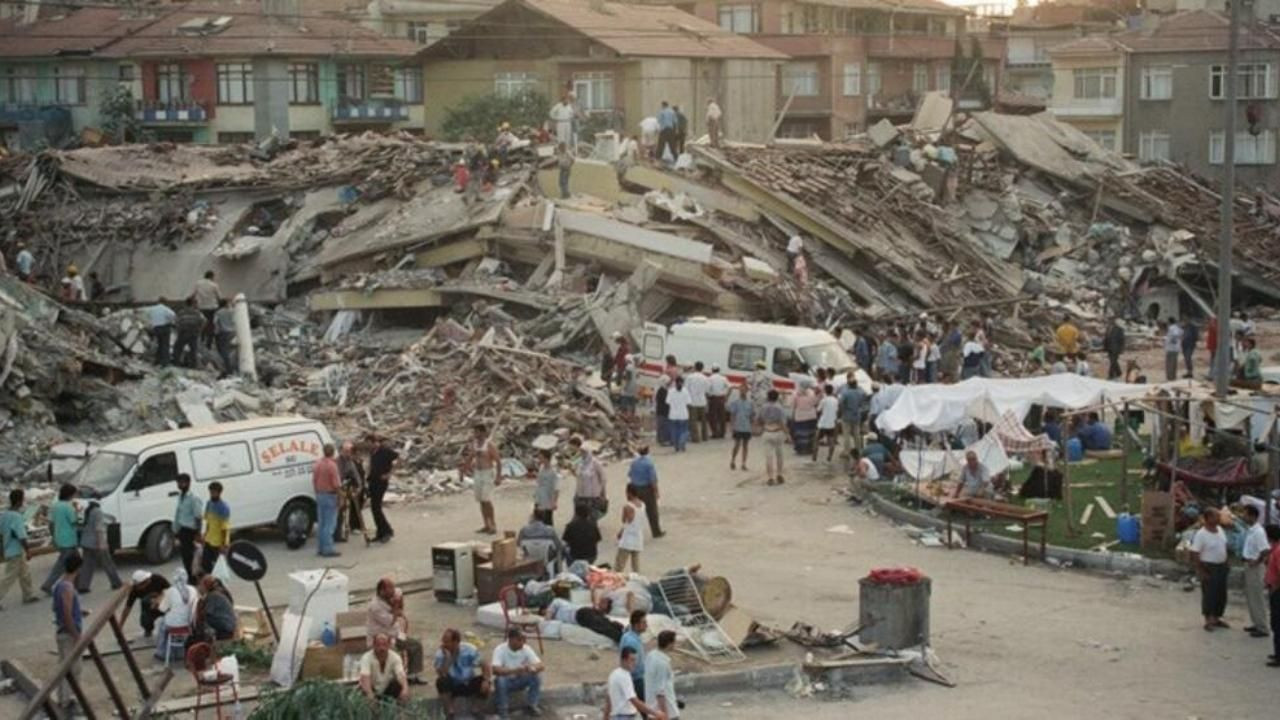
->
<box><xmin>2</xmin><ymin>660</ymin><xmax>64</xmax><ymax>720</ymax></box>
<box><xmin>414</xmin><ymin>236</ymin><xmax>489</xmax><ymax>268</ymax></box>
<box><xmin>86</xmin><ymin>641</ymin><xmax>129</xmax><ymax>719</ymax></box>
<box><xmin>1079</xmin><ymin>503</ymin><xmax>1094</xmax><ymax>527</ymax></box>
<box><xmin>1094</xmin><ymin>496</ymin><xmax>1117</xmax><ymax>519</ymax></box>
<box><xmin>132</xmin><ymin>668</ymin><xmax>173</xmax><ymax>720</ymax></box>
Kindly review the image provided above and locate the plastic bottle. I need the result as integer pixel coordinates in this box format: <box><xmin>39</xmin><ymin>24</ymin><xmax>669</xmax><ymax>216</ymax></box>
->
<box><xmin>1066</xmin><ymin>437</ymin><xmax>1084</xmax><ymax>462</ymax></box>
<box><xmin>1116</xmin><ymin>513</ymin><xmax>1140</xmax><ymax>545</ymax></box>
<box><xmin>321</xmin><ymin>621</ymin><xmax>336</xmax><ymax>647</ymax></box>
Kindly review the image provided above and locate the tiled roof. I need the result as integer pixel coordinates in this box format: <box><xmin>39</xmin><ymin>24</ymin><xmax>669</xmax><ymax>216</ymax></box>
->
<box><xmin>1050</xmin><ymin>10</ymin><xmax>1280</xmax><ymax>56</ymax></box>
<box><xmin>0</xmin><ymin>7</ymin><xmax>163</xmax><ymax>59</ymax></box>
<box><xmin>1046</xmin><ymin>34</ymin><xmax>1122</xmax><ymax>56</ymax></box>
<box><xmin>808</xmin><ymin>0</ymin><xmax>968</xmax><ymax>15</ymax></box>
<box><xmin>424</xmin><ymin>0</ymin><xmax>787</xmax><ymax>60</ymax></box>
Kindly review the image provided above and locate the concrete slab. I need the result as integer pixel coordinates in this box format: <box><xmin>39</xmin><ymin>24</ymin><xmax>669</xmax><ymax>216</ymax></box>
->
<box><xmin>536</xmin><ymin>159</ymin><xmax>622</xmax><ymax>202</ymax></box>
<box><xmin>414</xmin><ymin>237</ymin><xmax>490</xmax><ymax>268</ymax></box>
<box><xmin>556</xmin><ymin>209</ymin><xmax>714</xmax><ymax>265</ymax></box>
<box><xmin>867</xmin><ymin>118</ymin><xmax>899</xmax><ymax>147</ymax></box>
<box><xmin>623</xmin><ymin>165</ymin><xmax>760</xmax><ymax>222</ymax></box>
<box><xmin>309</xmin><ymin>287</ymin><xmax>444</xmax><ymax>311</ymax></box>
<box><xmin>910</xmin><ymin>91</ymin><xmax>953</xmax><ymax>135</ymax></box>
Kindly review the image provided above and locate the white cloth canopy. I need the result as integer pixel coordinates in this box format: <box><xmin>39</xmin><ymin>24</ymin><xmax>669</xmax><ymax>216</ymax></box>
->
<box><xmin>876</xmin><ymin>375</ymin><xmax>1149</xmax><ymax>433</ymax></box>
<box><xmin>899</xmin><ymin>432</ymin><xmax>1011</xmax><ymax>482</ymax></box>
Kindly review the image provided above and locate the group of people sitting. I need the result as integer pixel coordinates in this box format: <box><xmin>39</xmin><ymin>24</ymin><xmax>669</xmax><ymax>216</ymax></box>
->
<box><xmin>121</xmin><ymin>567</ymin><xmax>238</xmax><ymax>663</ymax></box>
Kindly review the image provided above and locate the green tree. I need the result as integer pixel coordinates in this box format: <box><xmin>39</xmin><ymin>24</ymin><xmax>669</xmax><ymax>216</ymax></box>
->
<box><xmin>440</xmin><ymin>90</ymin><xmax>550</xmax><ymax>141</ymax></box>
<box><xmin>99</xmin><ymin>85</ymin><xmax>140</xmax><ymax>144</ymax></box>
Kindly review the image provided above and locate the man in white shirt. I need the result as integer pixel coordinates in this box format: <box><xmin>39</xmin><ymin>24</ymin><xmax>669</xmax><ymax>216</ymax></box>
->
<box><xmin>1241</xmin><ymin>505</ymin><xmax>1272</xmax><ymax>637</ymax></box>
<box><xmin>145</xmin><ymin>298</ymin><xmax>177</xmax><ymax>367</ymax></box>
<box><xmin>1190</xmin><ymin>507</ymin><xmax>1230</xmax><ymax>631</ymax></box>
<box><xmin>359</xmin><ymin>633</ymin><xmax>409</xmax><ymax>704</ymax></box>
<box><xmin>953</xmin><ymin>451</ymin><xmax>994</xmax><ymax>499</ymax></box>
<box><xmin>684</xmin><ymin>363</ymin><xmax>710</xmax><ymax>443</ymax></box>
<box><xmin>786</xmin><ymin>235</ymin><xmax>804</xmax><ymax>271</ymax></box>
<box><xmin>492</xmin><ymin>628</ymin><xmax>543</xmax><ymax>717</ymax></box>
<box><xmin>644</xmin><ymin>631</ymin><xmax>680</xmax><ymax>719</ymax></box>
<box><xmin>1163</xmin><ymin>318</ymin><xmax>1183</xmax><ymax>382</ymax></box>
<box><xmin>665</xmin><ymin>378</ymin><xmax>692</xmax><ymax>453</ymax></box>
<box><xmin>705</xmin><ymin>365</ymin><xmax>730</xmax><ymax>439</ymax></box>
<box><xmin>813</xmin><ymin>384</ymin><xmax>840</xmax><ymax>463</ymax></box>
<box><xmin>705</xmin><ymin>97</ymin><xmax>722</xmax><ymax>147</ymax></box>
<box><xmin>604</xmin><ymin>647</ymin><xmax>666</xmax><ymax>720</ymax></box>
<box><xmin>851</xmin><ymin>449</ymin><xmax>880</xmax><ymax>483</ymax></box>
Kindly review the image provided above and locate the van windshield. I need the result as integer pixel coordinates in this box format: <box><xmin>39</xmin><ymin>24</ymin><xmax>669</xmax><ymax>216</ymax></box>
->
<box><xmin>74</xmin><ymin>451</ymin><xmax>138</xmax><ymax>497</ymax></box>
<box><xmin>799</xmin><ymin>342</ymin><xmax>855</xmax><ymax>373</ymax></box>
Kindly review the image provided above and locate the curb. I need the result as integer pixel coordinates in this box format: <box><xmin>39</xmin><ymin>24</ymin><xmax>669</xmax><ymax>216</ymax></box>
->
<box><xmin>865</xmin><ymin>492</ymin><xmax>1245</xmax><ymax>584</ymax></box>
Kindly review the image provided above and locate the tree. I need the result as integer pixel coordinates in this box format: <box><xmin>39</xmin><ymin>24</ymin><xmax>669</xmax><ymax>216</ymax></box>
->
<box><xmin>441</xmin><ymin>90</ymin><xmax>550</xmax><ymax>141</ymax></box>
<box><xmin>99</xmin><ymin>85</ymin><xmax>140</xmax><ymax>144</ymax></box>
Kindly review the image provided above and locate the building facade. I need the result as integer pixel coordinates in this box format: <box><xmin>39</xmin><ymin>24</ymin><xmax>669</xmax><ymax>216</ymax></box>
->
<box><xmin>420</xmin><ymin>0</ymin><xmax>786</xmax><ymax>142</ymax></box>
<box><xmin>993</xmin><ymin>3</ymin><xmax>1121</xmax><ymax>103</ymax></box>
<box><xmin>1045</xmin><ymin>35</ymin><xmax>1126</xmax><ymax>150</ymax></box>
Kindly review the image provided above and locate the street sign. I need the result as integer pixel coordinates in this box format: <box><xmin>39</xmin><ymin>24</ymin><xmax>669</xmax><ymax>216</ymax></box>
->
<box><xmin>227</xmin><ymin>540</ymin><xmax>268</xmax><ymax>582</ymax></box>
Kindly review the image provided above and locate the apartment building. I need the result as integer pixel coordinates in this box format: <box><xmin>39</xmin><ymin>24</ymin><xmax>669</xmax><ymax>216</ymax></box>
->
<box><xmin>660</xmin><ymin>0</ymin><xmax>1005</xmax><ymax>139</ymax></box>
<box><xmin>0</xmin><ymin>0</ymin><xmax>421</xmax><ymax>149</ymax></box>
<box><xmin>1049</xmin><ymin>10</ymin><xmax>1280</xmax><ymax>187</ymax></box>
<box><xmin>993</xmin><ymin>3</ymin><xmax>1120</xmax><ymax>103</ymax></box>
<box><xmin>307</xmin><ymin>0</ymin><xmax>501</xmax><ymax>47</ymax></box>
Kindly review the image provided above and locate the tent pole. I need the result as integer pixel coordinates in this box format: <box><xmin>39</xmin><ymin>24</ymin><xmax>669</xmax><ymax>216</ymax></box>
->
<box><xmin>1269</xmin><ymin>408</ymin><xmax>1278</xmax><ymax>527</ymax></box>
<box><xmin>1063</xmin><ymin>429</ymin><xmax>1075</xmax><ymax>536</ymax></box>
<box><xmin>1121</xmin><ymin>400</ymin><xmax>1130</xmax><ymax>512</ymax></box>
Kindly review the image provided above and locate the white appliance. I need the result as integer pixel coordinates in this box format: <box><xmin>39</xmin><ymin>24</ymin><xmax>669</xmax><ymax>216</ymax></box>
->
<box><xmin>286</xmin><ymin>569</ymin><xmax>349</xmax><ymax>641</ymax></box>
<box><xmin>432</xmin><ymin>542</ymin><xmax>475</xmax><ymax>602</ymax></box>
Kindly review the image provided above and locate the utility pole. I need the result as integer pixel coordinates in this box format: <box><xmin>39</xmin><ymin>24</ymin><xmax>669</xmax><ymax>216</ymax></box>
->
<box><xmin>1214</xmin><ymin>0</ymin><xmax>1242</xmax><ymax>398</ymax></box>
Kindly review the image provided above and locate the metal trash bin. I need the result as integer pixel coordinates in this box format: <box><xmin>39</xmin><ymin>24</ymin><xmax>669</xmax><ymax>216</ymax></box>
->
<box><xmin>858</xmin><ymin>570</ymin><xmax>930</xmax><ymax>650</ymax></box>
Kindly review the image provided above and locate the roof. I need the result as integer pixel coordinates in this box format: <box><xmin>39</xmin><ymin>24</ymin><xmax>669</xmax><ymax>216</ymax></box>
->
<box><xmin>1050</xmin><ymin>10</ymin><xmax>1280</xmax><ymax>55</ymax></box>
<box><xmin>806</xmin><ymin>0</ymin><xmax>968</xmax><ymax>15</ymax></box>
<box><xmin>670</xmin><ymin>318</ymin><xmax>836</xmax><ymax>343</ymax></box>
<box><xmin>98</xmin><ymin>416</ymin><xmax>322</xmax><ymax>456</ymax></box>
<box><xmin>0</xmin><ymin>7</ymin><xmax>163</xmax><ymax>59</ymax></box>
<box><xmin>1046</xmin><ymin>33</ymin><xmax>1123</xmax><ymax>56</ymax></box>
<box><xmin>422</xmin><ymin>0</ymin><xmax>787</xmax><ymax>60</ymax></box>
<box><xmin>99</xmin><ymin>2</ymin><xmax>420</xmax><ymax>59</ymax></box>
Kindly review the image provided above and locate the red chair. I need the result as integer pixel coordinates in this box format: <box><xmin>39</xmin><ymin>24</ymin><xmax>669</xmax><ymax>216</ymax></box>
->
<box><xmin>497</xmin><ymin>584</ymin><xmax>544</xmax><ymax>654</ymax></box>
<box><xmin>185</xmin><ymin>642</ymin><xmax>239</xmax><ymax>720</ymax></box>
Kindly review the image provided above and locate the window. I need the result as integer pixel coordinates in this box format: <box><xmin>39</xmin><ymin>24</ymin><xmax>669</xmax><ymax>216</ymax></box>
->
<box><xmin>1082</xmin><ymin>129</ymin><xmax>1116</xmax><ymax>150</ymax></box>
<box><xmin>913</xmin><ymin>63</ymin><xmax>928</xmax><ymax>93</ymax></box>
<box><xmin>495</xmin><ymin>71</ymin><xmax>539</xmax><ymax>98</ymax></box>
<box><xmin>1210</xmin><ymin>63</ymin><xmax>1273</xmax><ymax>99</ymax></box>
<box><xmin>54</xmin><ymin>66</ymin><xmax>85</xmax><ymax>105</ymax></box>
<box><xmin>728</xmin><ymin>344</ymin><xmax>766</xmax><ymax>371</ymax></box>
<box><xmin>395</xmin><ymin>67</ymin><xmax>422</xmax><ymax>103</ymax></box>
<box><xmin>124</xmin><ymin>452</ymin><xmax>177</xmax><ymax>493</ymax></box>
<box><xmin>1140</xmin><ymin>65</ymin><xmax>1172</xmax><ymax>100</ymax></box>
<box><xmin>642</xmin><ymin>333</ymin><xmax>663</xmax><ymax>361</ymax></box>
<box><xmin>1072</xmin><ymin>67</ymin><xmax>1117</xmax><ymax>99</ymax></box>
<box><xmin>773</xmin><ymin>347</ymin><xmax>800</xmax><ymax>376</ymax></box>
<box><xmin>118</xmin><ymin>64</ymin><xmax>135</xmax><ymax>82</ymax></box>
<box><xmin>1138</xmin><ymin>131</ymin><xmax>1170</xmax><ymax>162</ymax></box>
<box><xmin>218</xmin><ymin>132</ymin><xmax>256</xmax><ymax>144</ymax></box>
<box><xmin>802</xmin><ymin>4</ymin><xmax>820</xmax><ymax>33</ymax></box>
<box><xmin>2</xmin><ymin>66</ymin><xmax>38</xmax><ymax>104</ymax></box>
<box><xmin>982</xmin><ymin>64</ymin><xmax>996</xmax><ymax>92</ymax></box>
<box><xmin>783</xmin><ymin>62</ymin><xmax>819</xmax><ymax>96</ymax></box>
<box><xmin>190</xmin><ymin>443</ymin><xmax>254</xmax><ymax>481</ymax></box>
<box><xmin>338</xmin><ymin>64</ymin><xmax>366</xmax><ymax>101</ymax></box>
<box><xmin>288</xmin><ymin>63</ymin><xmax>318</xmax><ymax>104</ymax></box>
<box><xmin>718</xmin><ymin>3</ymin><xmax>759</xmax><ymax>33</ymax></box>
<box><xmin>572</xmin><ymin>71</ymin><xmax>614</xmax><ymax>111</ymax></box>
<box><xmin>866</xmin><ymin>62</ymin><xmax>882</xmax><ymax>96</ymax></box>
<box><xmin>842</xmin><ymin>63</ymin><xmax>861</xmax><ymax>96</ymax></box>
<box><xmin>406</xmin><ymin>20</ymin><xmax>431</xmax><ymax>45</ymax></box>
<box><xmin>1209</xmin><ymin>130</ymin><xmax>1276</xmax><ymax>165</ymax></box>
<box><xmin>936</xmin><ymin>66</ymin><xmax>951</xmax><ymax>94</ymax></box>
<box><xmin>155</xmin><ymin>63</ymin><xmax>189</xmax><ymax>104</ymax></box>
<box><xmin>216</xmin><ymin>62</ymin><xmax>253</xmax><ymax>105</ymax></box>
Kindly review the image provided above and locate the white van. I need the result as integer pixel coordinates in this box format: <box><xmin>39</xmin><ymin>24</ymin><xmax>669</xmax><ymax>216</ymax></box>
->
<box><xmin>636</xmin><ymin>319</ymin><xmax>871</xmax><ymax>392</ymax></box>
<box><xmin>71</xmin><ymin>416</ymin><xmax>334</xmax><ymax>563</ymax></box>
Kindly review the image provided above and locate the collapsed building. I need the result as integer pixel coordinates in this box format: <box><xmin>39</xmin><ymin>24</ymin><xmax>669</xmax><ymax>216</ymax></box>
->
<box><xmin>2</xmin><ymin>95</ymin><xmax>1279</xmax><ymax>485</ymax></box>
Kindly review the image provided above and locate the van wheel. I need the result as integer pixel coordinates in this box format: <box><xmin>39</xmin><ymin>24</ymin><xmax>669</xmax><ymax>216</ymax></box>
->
<box><xmin>279</xmin><ymin>499</ymin><xmax>314</xmax><ymax>538</ymax></box>
<box><xmin>144</xmin><ymin>524</ymin><xmax>175</xmax><ymax>564</ymax></box>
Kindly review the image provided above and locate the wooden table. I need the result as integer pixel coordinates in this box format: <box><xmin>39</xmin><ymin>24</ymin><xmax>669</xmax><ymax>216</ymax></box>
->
<box><xmin>943</xmin><ymin>497</ymin><xmax>1049</xmax><ymax>564</ymax></box>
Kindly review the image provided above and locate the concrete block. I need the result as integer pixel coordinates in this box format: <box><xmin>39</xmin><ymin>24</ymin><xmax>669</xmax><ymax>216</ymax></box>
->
<box><xmin>536</xmin><ymin>159</ymin><xmax>622</xmax><ymax>202</ymax></box>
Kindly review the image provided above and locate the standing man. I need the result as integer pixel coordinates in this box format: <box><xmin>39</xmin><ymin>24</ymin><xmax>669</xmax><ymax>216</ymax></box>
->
<box><xmin>76</xmin><ymin>497</ymin><xmax>121</xmax><ymax>593</ymax></box>
<box><xmin>556</xmin><ymin>142</ymin><xmax>574</xmax><ymax>200</ymax></box>
<box><xmin>570</xmin><ymin>436</ymin><xmax>608</xmax><ymax>521</ymax></box>
<box><xmin>366</xmin><ymin>435</ymin><xmax>399</xmax><ymax>543</ymax></box>
<box><xmin>813</xmin><ymin>384</ymin><xmax>839</xmax><ymax>463</ymax></box>
<box><xmin>338</xmin><ymin>440</ymin><xmax>367</xmax><ymax>543</ymax></box>
<box><xmin>52</xmin><ymin>552</ymin><xmax>84</xmax><ymax>714</ymax></box>
<box><xmin>685</xmin><ymin>363</ymin><xmax>709</xmax><ymax>443</ymax></box>
<box><xmin>665</xmin><ymin>377</ymin><xmax>691</xmax><ymax>453</ymax></box>
<box><xmin>1162</xmin><ymin>318</ymin><xmax>1183</xmax><ymax>382</ymax></box>
<box><xmin>1241</xmin><ymin>505</ymin><xmax>1271</xmax><ymax>638</ymax></box>
<box><xmin>748</xmin><ymin>360</ymin><xmax>771</xmax><ymax>432</ymax></box>
<box><xmin>673</xmin><ymin>105</ymin><xmax>688</xmax><ymax>157</ymax></box>
<box><xmin>14</xmin><ymin>242</ymin><xmax>35</xmax><ymax>283</ymax></box>
<box><xmin>761</xmin><ymin>390</ymin><xmax>790</xmax><ymax>486</ymax></box>
<box><xmin>549</xmin><ymin>94</ymin><xmax>577</xmax><ymax>148</ymax></box>
<box><xmin>1103</xmin><ymin>317</ymin><xmax>1125</xmax><ymax>380</ymax></box>
<box><xmin>193</xmin><ymin>270</ymin><xmax>221</xmax><ymax>349</ymax></box>
<box><xmin>198</xmin><ymin>482</ymin><xmax>230</xmax><ymax>577</ymax></box>
<box><xmin>533</xmin><ymin>448</ymin><xmax>560</xmax><ymax>526</ymax></box>
<box><xmin>786</xmin><ymin>234</ymin><xmax>803</xmax><ymax>271</ymax></box>
<box><xmin>644</xmin><ymin>631</ymin><xmax>679</xmax><ymax>720</ymax></box>
<box><xmin>464</xmin><ymin>423</ymin><xmax>502</xmax><ymax>535</ymax></box>
<box><xmin>876</xmin><ymin>330</ymin><xmax>900</xmax><ymax>381</ymax></box>
<box><xmin>706</xmin><ymin>365</ymin><xmax>729</xmax><ymax>439</ymax></box>
<box><xmin>619</xmin><ymin>611</ymin><xmax>648</xmax><ymax>700</ymax></box>
<box><xmin>604</xmin><ymin>647</ymin><xmax>666</xmax><ymax>720</ymax></box>
<box><xmin>727</xmin><ymin>384</ymin><xmax>754</xmax><ymax>471</ymax></box>
<box><xmin>0</xmin><ymin>489</ymin><xmax>39</xmax><ymax>609</ymax></box>
<box><xmin>563</xmin><ymin>503</ymin><xmax>602</xmax><ymax>565</ymax></box>
<box><xmin>173</xmin><ymin>474</ymin><xmax>202</xmax><ymax>579</ymax></box>
<box><xmin>434</xmin><ymin>628</ymin><xmax>490</xmax><ymax>717</ymax></box>
<box><xmin>146</xmin><ymin>297</ymin><xmax>176</xmax><ymax>367</ymax></box>
<box><xmin>313</xmin><ymin>443</ymin><xmax>342</xmax><ymax>558</ymax></box>
<box><xmin>491</xmin><ymin>627</ymin><xmax>544</xmax><ymax>717</ymax></box>
<box><xmin>1264</xmin><ymin>524</ymin><xmax>1280</xmax><ymax>666</ymax></box>
<box><xmin>626</xmin><ymin>446</ymin><xmax>663</xmax><ymax>538</ymax></box>
<box><xmin>1206</xmin><ymin>316</ymin><xmax>1219</xmax><ymax>380</ymax></box>
<box><xmin>705</xmin><ymin>98</ymin><xmax>722</xmax><ymax>148</ymax></box>
<box><xmin>656</xmin><ymin>101</ymin><xmax>677</xmax><ymax>163</ymax></box>
<box><xmin>41</xmin><ymin>484</ymin><xmax>79</xmax><ymax>595</ymax></box>
<box><xmin>839</xmin><ymin>374</ymin><xmax>867</xmax><ymax>459</ymax></box>
<box><xmin>1055</xmin><ymin>315</ymin><xmax>1080</xmax><ymax>358</ymax></box>
<box><xmin>212</xmin><ymin>299</ymin><xmax>237</xmax><ymax>377</ymax></box>
<box><xmin>173</xmin><ymin>298</ymin><xmax>204</xmax><ymax>368</ymax></box>
<box><xmin>615</xmin><ymin>485</ymin><xmax>646</xmax><ymax>573</ymax></box>
<box><xmin>1191</xmin><ymin>507</ymin><xmax>1229</xmax><ymax>632</ymax></box>
<box><xmin>1181</xmin><ymin>318</ymin><xmax>1200</xmax><ymax>379</ymax></box>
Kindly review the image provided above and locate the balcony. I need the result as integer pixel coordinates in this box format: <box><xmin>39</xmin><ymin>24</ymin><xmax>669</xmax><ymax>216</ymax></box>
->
<box><xmin>136</xmin><ymin>100</ymin><xmax>210</xmax><ymax>124</ymax></box>
<box><xmin>1049</xmin><ymin>97</ymin><xmax>1122</xmax><ymax>118</ymax></box>
<box><xmin>331</xmin><ymin>99</ymin><xmax>410</xmax><ymax>124</ymax></box>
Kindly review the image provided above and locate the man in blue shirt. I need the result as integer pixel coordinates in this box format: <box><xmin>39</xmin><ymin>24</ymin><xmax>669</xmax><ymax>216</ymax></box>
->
<box><xmin>0</xmin><ymin>489</ymin><xmax>39</xmax><ymax>608</ymax></box>
<box><xmin>146</xmin><ymin>298</ymin><xmax>177</xmax><ymax>367</ymax></box>
<box><xmin>619</xmin><ymin>610</ymin><xmax>648</xmax><ymax>701</ymax></box>
<box><xmin>52</xmin><ymin>552</ymin><xmax>83</xmax><ymax>710</ymax></box>
<box><xmin>434</xmin><ymin>628</ymin><xmax>489</xmax><ymax>717</ymax></box>
<box><xmin>656</xmin><ymin>101</ymin><xmax>677</xmax><ymax>163</ymax></box>
<box><xmin>41</xmin><ymin>484</ymin><xmax>79</xmax><ymax>595</ymax></box>
<box><xmin>1076</xmin><ymin>412</ymin><xmax>1112</xmax><ymax>451</ymax></box>
<box><xmin>626</xmin><ymin>446</ymin><xmax>663</xmax><ymax>538</ymax></box>
<box><xmin>15</xmin><ymin>243</ymin><xmax>34</xmax><ymax>282</ymax></box>
<box><xmin>838</xmin><ymin>376</ymin><xmax>867</xmax><ymax>458</ymax></box>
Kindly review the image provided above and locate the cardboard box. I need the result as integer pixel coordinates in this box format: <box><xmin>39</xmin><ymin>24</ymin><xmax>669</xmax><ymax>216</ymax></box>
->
<box><xmin>1141</xmin><ymin>490</ymin><xmax>1174</xmax><ymax>549</ymax></box>
<box><xmin>335</xmin><ymin>610</ymin><xmax>367</xmax><ymax>654</ymax></box>
<box><xmin>301</xmin><ymin>644</ymin><xmax>345</xmax><ymax>679</ymax></box>
<box><xmin>491</xmin><ymin>537</ymin><xmax>518</xmax><ymax>570</ymax></box>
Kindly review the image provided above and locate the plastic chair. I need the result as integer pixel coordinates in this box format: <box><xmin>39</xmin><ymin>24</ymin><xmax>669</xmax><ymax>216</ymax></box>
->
<box><xmin>497</xmin><ymin>584</ymin><xmax>544</xmax><ymax>654</ymax></box>
<box><xmin>185</xmin><ymin>642</ymin><xmax>239</xmax><ymax>720</ymax></box>
<box><xmin>163</xmin><ymin>625</ymin><xmax>191</xmax><ymax>665</ymax></box>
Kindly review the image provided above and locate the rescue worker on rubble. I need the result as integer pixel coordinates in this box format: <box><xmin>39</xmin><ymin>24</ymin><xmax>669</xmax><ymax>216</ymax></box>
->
<box><xmin>173</xmin><ymin>298</ymin><xmax>205</xmax><ymax>368</ymax></box>
<box><xmin>146</xmin><ymin>297</ymin><xmax>177</xmax><ymax>367</ymax></box>
<box><xmin>61</xmin><ymin>265</ymin><xmax>85</xmax><ymax>302</ymax></box>
<box><xmin>193</xmin><ymin>270</ymin><xmax>222</xmax><ymax>349</ymax></box>
<box><xmin>213</xmin><ymin>298</ymin><xmax>237</xmax><ymax>377</ymax></box>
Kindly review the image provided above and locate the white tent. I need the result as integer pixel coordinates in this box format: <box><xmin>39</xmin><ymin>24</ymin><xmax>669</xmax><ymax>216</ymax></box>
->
<box><xmin>899</xmin><ymin>432</ymin><xmax>1012</xmax><ymax>482</ymax></box>
<box><xmin>875</xmin><ymin>375</ymin><xmax>1150</xmax><ymax>434</ymax></box>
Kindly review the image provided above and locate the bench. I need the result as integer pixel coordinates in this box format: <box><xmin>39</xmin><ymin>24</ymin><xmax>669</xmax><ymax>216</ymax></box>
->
<box><xmin>943</xmin><ymin>498</ymin><xmax>1049</xmax><ymax>564</ymax></box>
